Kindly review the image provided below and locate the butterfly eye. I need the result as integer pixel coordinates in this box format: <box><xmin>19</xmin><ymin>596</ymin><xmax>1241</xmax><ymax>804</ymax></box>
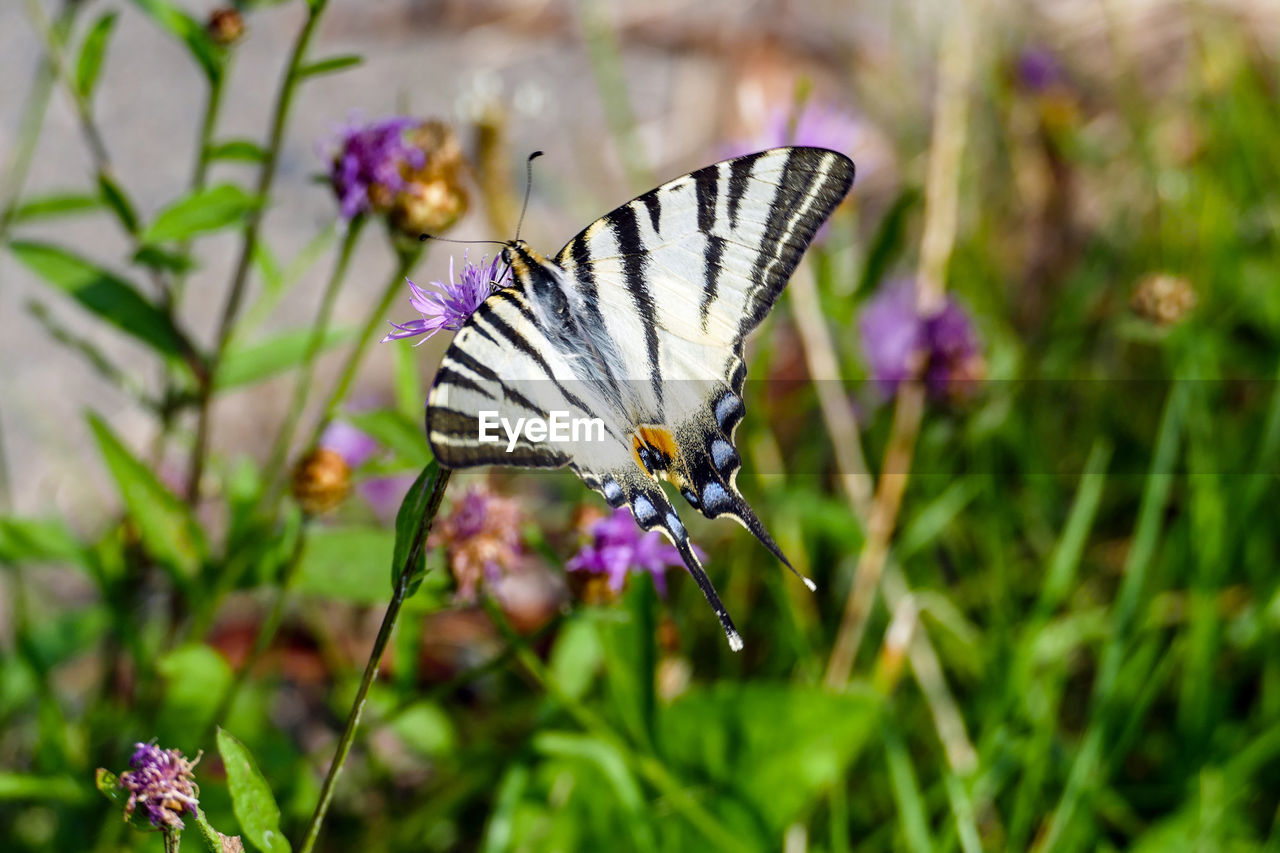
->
<box><xmin>501</xmin><ymin>247</ymin><xmax>512</xmax><ymax>265</ymax></box>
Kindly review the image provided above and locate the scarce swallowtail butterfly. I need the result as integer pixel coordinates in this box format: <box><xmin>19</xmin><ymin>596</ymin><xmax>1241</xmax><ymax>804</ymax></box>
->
<box><xmin>425</xmin><ymin>146</ymin><xmax>855</xmax><ymax>650</ymax></box>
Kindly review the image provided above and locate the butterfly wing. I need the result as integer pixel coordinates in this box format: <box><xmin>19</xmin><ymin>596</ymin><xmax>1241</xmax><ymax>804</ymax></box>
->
<box><xmin>554</xmin><ymin>146</ymin><xmax>855</xmax><ymax>566</ymax></box>
<box><xmin>425</xmin><ymin>284</ymin><xmax>628</xmax><ymax>471</ymax></box>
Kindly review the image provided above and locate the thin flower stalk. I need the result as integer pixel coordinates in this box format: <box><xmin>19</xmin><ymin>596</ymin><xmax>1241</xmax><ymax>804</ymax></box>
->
<box><xmin>814</xmin><ymin>0</ymin><xmax>990</xmax><ymax>838</ymax></box>
<box><xmin>298</xmin><ymin>468</ymin><xmax>452</xmax><ymax>853</ymax></box>
<box><xmin>301</xmin><ymin>245</ymin><xmax>424</xmax><ymax>459</ymax></box>
<box><xmin>260</xmin><ymin>217</ymin><xmax>366</xmax><ymax>505</ymax></box>
<box><xmin>188</xmin><ymin>0</ymin><xmax>331</xmax><ymax>504</ymax></box>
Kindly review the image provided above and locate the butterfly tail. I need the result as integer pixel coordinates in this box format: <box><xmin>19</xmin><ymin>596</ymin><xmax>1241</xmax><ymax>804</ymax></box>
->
<box><xmin>625</xmin><ymin>483</ymin><xmax>743</xmax><ymax>652</ymax></box>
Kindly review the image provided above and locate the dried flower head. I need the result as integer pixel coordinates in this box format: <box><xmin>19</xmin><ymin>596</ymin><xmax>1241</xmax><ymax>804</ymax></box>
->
<box><xmin>566</xmin><ymin>507</ymin><xmax>698</xmax><ymax>596</ymax></box>
<box><xmin>388</xmin><ymin>120</ymin><xmax>469</xmax><ymax>237</ymax></box>
<box><xmin>430</xmin><ymin>485</ymin><xmax>524</xmax><ymax>600</ymax></box>
<box><xmin>859</xmin><ymin>278</ymin><xmax>985</xmax><ymax>400</ymax></box>
<box><xmin>118</xmin><ymin>743</ymin><xmax>201</xmax><ymax>830</ymax></box>
<box><xmin>1131</xmin><ymin>273</ymin><xmax>1197</xmax><ymax>326</ymax></box>
<box><xmin>206</xmin><ymin>9</ymin><xmax>245</xmax><ymax>47</ymax></box>
<box><xmin>382</xmin><ymin>252</ymin><xmax>507</xmax><ymax>343</ymax></box>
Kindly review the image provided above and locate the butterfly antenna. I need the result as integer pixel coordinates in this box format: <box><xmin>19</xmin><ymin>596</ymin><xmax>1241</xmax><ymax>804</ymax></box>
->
<box><xmin>514</xmin><ymin>150</ymin><xmax>544</xmax><ymax>242</ymax></box>
<box><xmin>417</xmin><ymin>234</ymin><xmax>506</xmax><ymax>247</ymax></box>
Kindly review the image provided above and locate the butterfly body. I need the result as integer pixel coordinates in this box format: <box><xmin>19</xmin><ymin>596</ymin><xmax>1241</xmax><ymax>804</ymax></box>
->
<box><xmin>426</xmin><ymin>147</ymin><xmax>855</xmax><ymax>649</ymax></box>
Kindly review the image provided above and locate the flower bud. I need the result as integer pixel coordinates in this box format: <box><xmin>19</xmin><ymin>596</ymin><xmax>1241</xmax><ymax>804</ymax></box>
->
<box><xmin>291</xmin><ymin>447</ymin><xmax>351</xmax><ymax>515</ymax></box>
<box><xmin>206</xmin><ymin>8</ymin><xmax>245</xmax><ymax>47</ymax></box>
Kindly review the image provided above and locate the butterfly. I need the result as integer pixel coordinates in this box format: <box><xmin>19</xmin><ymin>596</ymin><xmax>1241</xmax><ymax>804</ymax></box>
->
<box><xmin>425</xmin><ymin>147</ymin><xmax>855</xmax><ymax>650</ymax></box>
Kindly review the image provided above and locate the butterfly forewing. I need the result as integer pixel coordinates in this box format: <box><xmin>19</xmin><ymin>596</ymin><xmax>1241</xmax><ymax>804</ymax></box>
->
<box><xmin>425</xmin><ymin>146</ymin><xmax>855</xmax><ymax>649</ymax></box>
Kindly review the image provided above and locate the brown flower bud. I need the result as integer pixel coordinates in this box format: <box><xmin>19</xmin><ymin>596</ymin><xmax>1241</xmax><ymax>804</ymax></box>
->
<box><xmin>389</xmin><ymin>120</ymin><xmax>469</xmax><ymax>238</ymax></box>
<box><xmin>206</xmin><ymin>9</ymin><xmax>245</xmax><ymax>47</ymax></box>
<box><xmin>291</xmin><ymin>447</ymin><xmax>350</xmax><ymax>515</ymax></box>
<box><xmin>1131</xmin><ymin>273</ymin><xmax>1197</xmax><ymax>326</ymax></box>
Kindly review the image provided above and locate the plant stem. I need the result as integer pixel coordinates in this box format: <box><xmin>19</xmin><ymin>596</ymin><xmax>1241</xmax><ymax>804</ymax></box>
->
<box><xmin>302</xmin><ymin>246</ymin><xmax>423</xmax><ymax>452</ymax></box>
<box><xmin>260</xmin><ymin>218</ymin><xmax>366</xmax><ymax>502</ymax></box>
<box><xmin>575</xmin><ymin>0</ymin><xmax>651</xmax><ymax>192</ymax></box>
<box><xmin>187</xmin><ymin>0</ymin><xmax>330</xmax><ymax>503</ymax></box>
<box><xmin>823</xmin><ymin>0</ymin><xmax>976</xmax><ymax>689</ymax></box>
<box><xmin>199</xmin><ymin>517</ymin><xmax>312</xmax><ymax>749</ymax></box>
<box><xmin>298</xmin><ymin>467</ymin><xmax>451</xmax><ymax>853</ymax></box>
<box><xmin>482</xmin><ymin>598</ymin><xmax>743</xmax><ymax>853</ymax></box>
<box><xmin>0</xmin><ymin>0</ymin><xmax>76</xmax><ymax>241</ymax></box>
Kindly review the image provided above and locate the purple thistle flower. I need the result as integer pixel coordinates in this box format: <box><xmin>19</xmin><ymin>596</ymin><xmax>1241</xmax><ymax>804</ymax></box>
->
<box><xmin>381</xmin><ymin>252</ymin><xmax>508</xmax><ymax>343</ymax></box>
<box><xmin>118</xmin><ymin>742</ymin><xmax>201</xmax><ymax>830</ymax></box>
<box><xmin>858</xmin><ymin>278</ymin><xmax>984</xmax><ymax>399</ymax></box>
<box><xmin>325</xmin><ymin>115</ymin><xmax>427</xmax><ymax>220</ymax></box>
<box><xmin>567</xmin><ymin>508</ymin><xmax>702</xmax><ymax>596</ymax></box>
<box><xmin>430</xmin><ymin>485</ymin><xmax>525</xmax><ymax>601</ymax></box>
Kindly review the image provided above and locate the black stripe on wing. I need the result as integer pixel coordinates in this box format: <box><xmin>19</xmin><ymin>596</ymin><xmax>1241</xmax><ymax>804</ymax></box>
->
<box><xmin>425</xmin><ymin>408</ymin><xmax>569</xmax><ymax>469</ymax></box>
<box><xmin>739</xmin><ymin>148</ymin><xmax>855</xmax><ymax>338</ymax></box>
<box><xmin>609</xmin><ymin>204</ymin><xmax>664</xmax><ymax>408</ymax></box>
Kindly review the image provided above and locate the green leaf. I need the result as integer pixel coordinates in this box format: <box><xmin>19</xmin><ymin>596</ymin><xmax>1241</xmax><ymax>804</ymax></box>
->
<box><xmin>296</xmin><ymin>54</ymin><xmax>362</xmax><ymax>79</ymax></box>
<box><xmin>391</xmin><ymin>701</ymin><xmax>457</xmax><ymax>757</ymax></box>
<box><xmin>132</xmin><ymin>244</ymin><xmax>196</xmax><ymax>274</ymax></box>
<box><xmin>193</xmin><ymin>808</ymin><xmax>237</xmax><ymax>853</ymax></box>
<box><xmin>8</xmin><ymin>241</ymin><xmax>185</xmax><ymax>357</ymax></box>
<box><xmin>206</xmin><ymin>139</ymin><xmax>268</xmax><ymax>163</ymax></box>
<box><xmin>296</xmin><ymin>527</ymin><xmax>396</xmax><ymax>603</ymax></box>
<box><xmin>344</xmin><ymin>409</ymin><xmax>433</xmax><ymax>467</ymax></box>
<box><xmin>126</xmin><ymin>0</ymin><xmax>222</xmax><ymax>82</ymax></box>
<box><xmin>97</xmin><ymin>172</ymin><xmax>139</xmax><ymax>234</ymax></box>
<box><xmin>392</xmin><ymin>462</ymin><xmax>442</xmax><ymax>596</ymax></box>
<box><xmin>217</xmin><ymin>326</ymin><xmax>357</xmax><ymax>390</ymax></box>
<box><xmin>659</xmin><ymin>684</ymin><xmax>880</xmax><ymax>836</ymax></box>
<box><xmin>143</xmin><ymin>184</ymin><xmax>260</xmax><ymax>244</ymax></box>
<box><xmin>75</xmin><ymin>11</ymin><xmax>118</xmax><ymax>98</ymax></box>
<box><xmin>216</xmin><ymin>729</ymin><xmax>291</xmax><ymax>853</ymax></box>
<box><xmin>9</xmin><ymin>192</ymin><xmax>103</xmax><ymax>223</ymax></box>
<box><xmin>0</xmin><ymin>517</ymin><xmax>87</xmax><ymax>566</ymax></box>
<box><xmin>0</xmin><ymin>773</ymin><xmax>87</xmax><ymax>802</ymax></box>
<box><xmin>549</xmin><ymin>617</ymin><xmax>604</xmax><ymax>702</ymax></box>
<box><xmin>157</xmin><ymin>645</ymin><xmax>232</xmax><ymax>748</ymax></box>
<box><xmin>88</xmin><ymin>413</ymin><xmax>206</xmax><ymax>579</ymax></box>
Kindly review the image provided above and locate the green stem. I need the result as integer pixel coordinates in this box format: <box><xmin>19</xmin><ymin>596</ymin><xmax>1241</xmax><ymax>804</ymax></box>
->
<box><xmin>303</xmin><ymin>246</ymin><xmax>423</xmax><ymax>451</ymax></box>
<box><xmin>186</xmin><ymin>0</ymin><xmax>330</xmax><ymax>503</ymax></box>
<box><xmin>575</xmin><ymin>0</ymin><xmax>651</xmax><ymax>192</ymax></box>
<box><xmin>0</xmin><ymin>0</ymin><xmax>75</xmax><ymax>241</ymax></box>
<box><xmin>297</xmin><ymin>467</ymin><xmax>452</xmax><ymax>853</ymax></box>
<box><xmin>199</xmin><ymin>518</ymin><xmax>312</xmax><ymax>749</ymax></box>
<box><xmin>260</xmin><ymin>218</ymin><xmax>366</xmax><ymax>502</ymax></box>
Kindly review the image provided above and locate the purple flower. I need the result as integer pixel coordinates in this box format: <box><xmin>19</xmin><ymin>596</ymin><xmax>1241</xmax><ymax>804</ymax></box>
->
<box><xmin>319</xmin><ymin>420</ymin><xmax>379</xmax><ymax>468</ymax></box>
<box><xmin>858</xmin><ymin>278</ymin><xmax>984</xmax><ymax>399</ymax></box>
<box><xmin>118</xmin><ymin>742</ymin><xmax>201</xmax><ymax>830</ymax></box>
<box><xmin>325</xmin><ymin>116</ymin><xmax>427</xmax><ymax>220</ymax></box>
<box><xmin>567</xmin><ymin>508</ymin><xmax>701</xmax><ymax>596</ymax></box>
<box><xmin>1016</xmin><ymin>47</ymin><xmax>1064</xmax><ymax>94</ymax></box>
<box><xmin>725</xmin><ymin>99</ymin><xmax>888</xmax><ymax>183</ymax></box>
<box><xmin>381</xmin><ymin>252</ymin><xmax>507</xmax><ymax>343</ymax></box>
<box><xmin>430</xmin><ymin>485</ymin><xmax>525</xmax><ymax>601</ymax></box>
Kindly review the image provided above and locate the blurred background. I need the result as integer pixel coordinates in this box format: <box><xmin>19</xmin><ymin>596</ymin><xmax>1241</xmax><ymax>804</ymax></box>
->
<box><xmin>3</xmin><ymin>0</ymin><xmax>1280</xmax><ymax>850</ymax></box>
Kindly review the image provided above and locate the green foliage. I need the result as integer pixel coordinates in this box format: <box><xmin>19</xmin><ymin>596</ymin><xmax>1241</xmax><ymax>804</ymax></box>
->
<box><xmin>4</xmin><ymin>4</ymin><xmax>1280</xmax><ymax>852</ymax></box>
<box><xmin>8</xmin><ymin>241</ymin><xmax>186</xmax><ymax>357</ymax></box>
<box><xmin>74</xmin><ymin>12</ymin><xmax>117</xmax><ymax>99</ymax></box>
<box><xmin>217</xmin><ymin>730</ymin><xmax>291</xmax><ymax>853</ymax></box>
<box><xmin>143</xmin><ymin>184</ymin><xmax>261</xmax><ymax>244</ymax></box>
